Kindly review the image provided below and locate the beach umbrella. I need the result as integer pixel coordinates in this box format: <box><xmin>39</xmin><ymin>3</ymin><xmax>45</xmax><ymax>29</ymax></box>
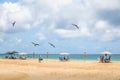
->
<box><xmin>60</xmin><ymin>52</ymin><xmax>69</xmax><ymax>55</ymax></box>
<box><xmin>19</xmin><ymin>52</ymin><xmax>27</xmax><ymax>59</ymax></box>
<box><xmin>5</xmin><ymin>51</ymin><xmax>18</xmax><ymax>59</ymax></box>
<box><xmin>19</xmin><ymin>52</ymin><xmax>27</xmax><ymax>55</ymax></box>
<box><xmin>59</xmin><ymin>52</ymin><xmax>70</xmax><ymax>61</ymax></box>
<box><xmin>101</xmin><ymin>51</ymin><xmax>112</xmax><ymax>54</ymax></box>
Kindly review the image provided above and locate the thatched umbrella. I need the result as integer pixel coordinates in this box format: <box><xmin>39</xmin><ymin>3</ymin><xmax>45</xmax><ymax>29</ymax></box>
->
<box><xmin>6</xmin><ymin>51</ymin><xmax>18</xmax><ymax>54</ymax></box>
<box><xmin>6</xmin><ymin>51</ymin><xmax>18</xmax><ymax>59</ymax></box>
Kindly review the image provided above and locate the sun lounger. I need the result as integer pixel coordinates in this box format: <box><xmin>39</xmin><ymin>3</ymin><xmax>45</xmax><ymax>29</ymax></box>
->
<box><xmin>104</xmin><ymin>56</ymin><xmax>111</xmax><ymax>63</ymax></box>
<box><xmin>99</xmin><ymin>56</ymin><xmax>104</xmax><ymax>63</ymax></box>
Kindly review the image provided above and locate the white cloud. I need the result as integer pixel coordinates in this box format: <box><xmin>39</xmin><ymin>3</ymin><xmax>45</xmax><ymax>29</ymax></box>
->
<box><xmin>92</xmin><ymin>0</ymin><xmax>120</xmax><ymax>9</ymax></box>
<box><xmin>36</xmin><ymin>32</ymin><xmax>46</xmax><ymax>40</ymax></box>
<box><xmin>0</xmin><ymin>38</ymin><xmax>4</xmax><ymax>43</ymax></box>
<box><xmin>55</xmin><ymin>29</ymin><xmax>79</xmax><ymax>38</ymax></box>
<box><xmin>94</xmin><ymin>20</ymin><xmax>120</xmax><ymax>41</ymax></box>
<box><xmin>101</xmin><ymin>28</ymin><xmax>120</xmax><ymax>41</ymax></box>
<box><xmin>0</xmin><ymin>2</ymin><xmax>32</xmax><ymax>33</ymax></box>
<box><xmin>55</xmin><ymin>28</ymin><xmax>91</xmax><ymax>38</ymax></box>
<box><xmin>33</xmin><ymin>0</ymin><xmax>119</xmax><ymax>41</ymax></box>
<box><xmin>95</xmin><ymin>20</ymin><xmax>109</xmax><ymax>30</ymax></box>
<box><xmin>16</xmin><ymin>38</ymin><xmax>22</xmax><ymax>44</ymax></box>
<box><xmin>0</xmin><ymin>0</ymin><xmax>120</xmax><ymax>42</ymax></box>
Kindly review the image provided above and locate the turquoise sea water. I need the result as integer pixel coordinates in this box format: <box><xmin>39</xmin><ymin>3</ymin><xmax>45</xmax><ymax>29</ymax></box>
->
<box><xmin>0</xmin><ymin>54</ymin><xmax>120</xmax><ymax>61</ymax></box>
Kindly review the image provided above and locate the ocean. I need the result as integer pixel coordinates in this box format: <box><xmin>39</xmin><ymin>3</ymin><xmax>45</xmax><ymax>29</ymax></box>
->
<box><xmin>0</xmin><ymin>54</ymin><xmax>120</xmax><ymax>61</ymax></box>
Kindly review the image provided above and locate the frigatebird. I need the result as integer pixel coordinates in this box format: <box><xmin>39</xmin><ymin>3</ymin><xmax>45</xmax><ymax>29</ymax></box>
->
<box><xmin>12</xmin><ymin>21</ymin><xmax>16</xmax><ymax>27</ymax></box>
<box><xmin>72</xmin><ymin>24</ymin><xmax>79</xmax><ymax>29</ymax></box>
<box><xmin>48</xmin><ymin>42</ymin><xmax>56</xmax><ymax>48</ymax></box>
<box><xmin>32</xmin><ymin>42</ymin><xmax>40</xmax><ymax>46</ymax></box>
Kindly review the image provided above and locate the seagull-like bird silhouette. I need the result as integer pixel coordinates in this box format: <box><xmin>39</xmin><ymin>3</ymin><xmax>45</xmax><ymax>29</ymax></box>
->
<box><xmin>12</xmin><ymin>21</ymin><xmax>16</xmax><ymax>27</ymax></box>
<box><xmin>32</xmin><ymin>42</ymin><xmax>40</xmax><ymax>46</ymax></box>
<box><xmin>72</xmin><ymin>24</ymin><xmax>79</xmax><ymax>29</ymax></box>
<box><xmin>48</xmin><ymin>42</ymin><xmax>56</xmax><ymax>48</ymax></box>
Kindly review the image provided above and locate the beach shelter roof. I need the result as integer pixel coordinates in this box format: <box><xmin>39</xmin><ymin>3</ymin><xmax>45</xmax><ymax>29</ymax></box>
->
<box><xmin>6</xmin><ymin>51</ymin><xmax>18</xmax><ymax>54</ymax></box>
<box><xmin>60</xmin><ymin>52</ymin><xmax>69</xmax><ymax>55</ymax></box>
<box><xmin>102</xmin><ymin>51</ymin><xmax>112</xmax><ymax>54</ymax></box>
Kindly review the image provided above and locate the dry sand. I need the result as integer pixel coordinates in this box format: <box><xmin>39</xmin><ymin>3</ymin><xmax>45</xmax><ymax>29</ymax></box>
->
<box><xmin>0</xmin><ymin>59</ymin><xmax>120</xmax><ymax>80</ymax></box>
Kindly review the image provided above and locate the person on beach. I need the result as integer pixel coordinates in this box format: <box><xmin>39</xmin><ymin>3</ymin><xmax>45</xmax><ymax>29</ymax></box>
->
<box><xmin>99</xmin><ymin>56</ymin><xmax>104</xmax><ymax>63</ymax></box>
<box><xmin>46</xmin><ymin>52</ymin><xmax>48</xmax><ymax>59</ymax></box>
<box><xmin>84</xmin><ymin>52</ymin><xmax>86</xmax><ymax>61</ymax></box>
<box><xmin>38</xmin><ymin>54</ymin><xmax>43</xmax><ymax>62</ymax></box>
<box><xmin>33</xmin><ymin>52</ymin><xmax>35</xmax><ymax>58</ymax></box>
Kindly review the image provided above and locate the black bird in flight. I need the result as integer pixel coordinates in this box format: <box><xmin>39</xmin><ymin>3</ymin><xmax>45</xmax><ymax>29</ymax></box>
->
<box><xmin>48</xmin><ymin>42</ymin><xmax>56</xmax><ymax>48</ymax></box>
<box><xmin>32</xmin><ymin>42</ymin><xmax>40</xmax><ymax>46</ymax></box>
<box><xmin>72</xmin><ymin>24</ymin><xmax>79</xmax><ymax>29</ymax></box>
<box><xmin>12</xmin><ymin>21</ymin><xmax>16</xmax><ymax>27</ymax></box>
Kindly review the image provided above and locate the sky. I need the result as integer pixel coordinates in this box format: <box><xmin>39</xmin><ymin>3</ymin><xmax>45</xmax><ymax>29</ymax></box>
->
<box><xmin>0</xmin><ymin>0</ymin><xmax>120</xmax><ymax>54</ymax></box>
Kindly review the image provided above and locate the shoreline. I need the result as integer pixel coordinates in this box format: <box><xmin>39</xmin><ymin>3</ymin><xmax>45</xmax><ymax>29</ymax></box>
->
<box><xmin>1</xmin><ymin>58</ymin><xmax>120</xmax><ymax>62</ymax></box>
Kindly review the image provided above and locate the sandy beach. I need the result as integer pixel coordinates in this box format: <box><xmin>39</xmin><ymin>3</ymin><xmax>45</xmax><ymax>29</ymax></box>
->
<box><xmin>0</xmin><ymin>59</ymin><xmax>120</xmax><ymax>80</ymax></box>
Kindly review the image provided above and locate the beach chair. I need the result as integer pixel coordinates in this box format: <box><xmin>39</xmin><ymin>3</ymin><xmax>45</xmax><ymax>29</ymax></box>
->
<box><xmin>108</xmin><ymin>56</ymin><xmax>111</xmax><ymax>63</ymax></box>
<box><xmin>38</xmin><ymin>57</ymin><xmax>43</xmax><ymax>62</ymax></box>
<box><xmin>5</xmin><ymin>56</ymin><xmax>8</xmax><ymax>59</ymax></box>
<box><xmin>9</xmin><ymin>56</ymin><xmax>16</xmax><ymax>59</ymax></box>
<box><xmin>65</xmin><ymin>56</ymin><xmax>70</xmax><ymax>61</ymax></box>
<box><xmin>19</xmin><ymin>56</ymin><xmax>26</xmax><ymax>60</ymax></box>
<box><xmin>59</xmin><ymin>56</ymin><xmax>63</xmax><ymax>61</ymax></box>
<box><xmin>99</xmin><ymin>56</ymin><xmax>104</xmax><ymax>63</ymax></box>
<box><xmin>59</xmin><ymin>56</ymin><xmax>70</xmax><ymax>61</ymax></box>
<box><xmin>104</xmin><ymin>56</ymin><xmax>111</xmax><ymax>63</ymax></box>
<box><xmin>108</xmin><ymin>56</ymin><xmax>111</xmax><ymax>62</ymax></box>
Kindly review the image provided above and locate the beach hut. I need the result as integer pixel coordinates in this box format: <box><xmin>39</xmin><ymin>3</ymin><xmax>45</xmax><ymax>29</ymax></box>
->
<box><xmin>59</xmin><ymin>52</ymin><xmax>70</xmax><ymax>61</ymax></box>
<box><xmin>19</xmin><ymin>52</ymin><xmax>27</xmax><ymax>60</ymax></box>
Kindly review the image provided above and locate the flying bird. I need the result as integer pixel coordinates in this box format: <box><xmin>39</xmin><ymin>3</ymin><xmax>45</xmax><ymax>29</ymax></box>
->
<box><xmin>12</xmin><ymin>21</ymin><xmax>16</xmax><ymax>27</ymax></box>
<box><xmin>32</xmin><ymin>42</ymin><xmax>40</xmax><ymax>46</ymax></box>
<box><xmin>72</xmin><ymin>24</ymin><xmax>79</xmax><ymax>29</ymax></box>
<box><xmin>48</xmin><ymin>42</ymin><xmax>56</xmax><ymax>48</ymax></box>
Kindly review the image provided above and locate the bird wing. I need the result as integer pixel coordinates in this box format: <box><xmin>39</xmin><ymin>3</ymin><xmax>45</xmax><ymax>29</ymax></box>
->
<box><xmin>48</xmin><ymin>42</ymin><xmax>56</xmax><ymax>48</ymax></box>
<box><xmin>36</xmin><ymin>44</ymin><xmax>40</xmax><ymax>46</ymax></box>
<box><xmin>32</xmin><ymin>42</ymin><xmax>36</xmax><ymax>46</ymax></box>
<box><xmin>32</xmin><ymin>42</ymin><xmax>40</xmax><ymax>46</ymax></box>
<box><xmin>12</xmin><ymin>21</ymin><xmax>16</xmax><ymax>27</ymax></box>
<box><xmin>32</xmin><ymin>42</ymin><xmax>35</xmax><ymax>44</ymax></box>
<box><xmin>72</xmin><ymin>24</ymin><xmax>79</xmax><ymax>29</ymax></box>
